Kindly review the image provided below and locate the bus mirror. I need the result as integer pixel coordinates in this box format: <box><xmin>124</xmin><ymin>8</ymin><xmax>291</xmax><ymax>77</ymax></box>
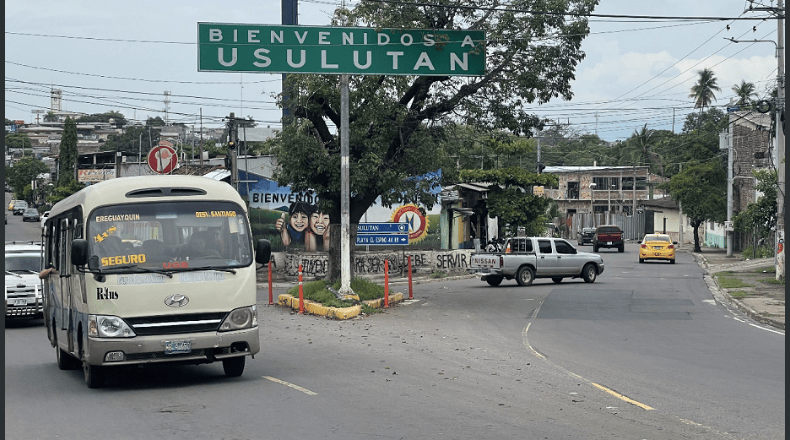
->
<box><xmin>71</xmin><ymin>239</ymin><xmax>90</xmax><ymax>266</ymax></box>
<box><xmin>255</xmin><ymin>239</ymin><xmax>272</xmax><ymax>265</ymax></box>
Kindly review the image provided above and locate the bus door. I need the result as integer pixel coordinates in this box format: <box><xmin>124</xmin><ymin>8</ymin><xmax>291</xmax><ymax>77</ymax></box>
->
<box><xmin>58</xmin><ymin>217</ymin><xmax>75</xmax><ymax>353</ymax></box>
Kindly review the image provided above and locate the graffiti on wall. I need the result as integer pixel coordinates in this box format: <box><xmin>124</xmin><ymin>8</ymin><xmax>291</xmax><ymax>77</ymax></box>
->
<box><xmin>277</xmin><ymin>250</ymin><xmax>472</xmax><ymax>278</ymax></box>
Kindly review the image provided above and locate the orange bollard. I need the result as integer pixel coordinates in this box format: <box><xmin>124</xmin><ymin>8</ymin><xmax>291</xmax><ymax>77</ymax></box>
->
<box><xmin>383</xmin><ymin>259</ymin><xmax>390</xmax><ymax>308</ymax></box>
<box><xmin>268</xmin><ymin>262</ymin><xmax>274</xmax><ymax>305</ymax></box>
<box><xmin>298</xmin><ymin>264</ymin><xmax>304</xmax><ymax>314</ymax></box>
<box><xmin>408</xmin><ymin>255</ymin><xmax>413</xmax><ymax>300</ymax></box>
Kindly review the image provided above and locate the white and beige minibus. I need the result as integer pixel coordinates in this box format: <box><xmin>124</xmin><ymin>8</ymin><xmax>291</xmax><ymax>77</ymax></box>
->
<box><xmin>42</xmin><ymin>175</ymin><xmax>270</xmax><ymax>387</ymax></box>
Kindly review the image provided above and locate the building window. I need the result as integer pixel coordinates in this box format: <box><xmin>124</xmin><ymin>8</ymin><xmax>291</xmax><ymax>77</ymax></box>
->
<box><xmin>622</xmin><ymin>176</ymin><xmax>646</xmax><ymax>190</ymax></box>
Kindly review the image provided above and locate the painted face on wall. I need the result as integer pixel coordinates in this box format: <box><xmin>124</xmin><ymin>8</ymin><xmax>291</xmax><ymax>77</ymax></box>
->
<box><xmin>310</xmin><ymin>212</ymin><xmax>330</xmax><ymax>235</ymax></box>
<box><xmin>289</xmin><ymin>212</ymin><xmax>309</xmax><ymax>232</ymax></box>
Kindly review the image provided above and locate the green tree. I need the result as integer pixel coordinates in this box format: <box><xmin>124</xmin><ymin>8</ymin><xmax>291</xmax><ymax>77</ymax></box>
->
<box><xmin>689</xmin><ymin>68</ymin><xmax>721</xmax><ymax>113</ymax></box>
<box><xmin>47</xmin><ymin>180</ymin><xmax>84</xmax><ymax>206</ymax></box>
<box><xmin>76</xmin><ymin>111</ymin><xmax>127</xmax><ymax>128</ymax></box>
<box><xmin>460</xmin><ymin>167</ymin><xmax>559</xmax><ymax>238</ymax></box>
<box><xmin>731</xmin><ymin>80</ymin><xmax>757</xmax><ymax>109</ymax></box>
<box><xmin>267</xmin><ymin>0</ymin><xmax>597</xmax><ymax>223</ymax></box>
<box><xmin>733</xmin><ymin>169</ymin><xmax>777</xmax><ymax>241</ymax></box>
<box><xmin>5</xmin><ymin>156</ymin><xmax>49</xmax><ymax>201</ymax></box>
<box><xmin>103</xmin><ymin>125</ymin><xmax>159</xmax><ymax>154</ymax></box>
<box><xmin>5</xmin><ymin>133</ymin><xmax>32</xmax><ymax>153</ymax></box>
<box><xmin>660</xmin><ymin>161</ymin><xmax>727</xmax><ymax>252</ymax></box>
<box><xmin>44</xmin><ymin>111</ymin><xmax>58</xmax><ymax>122</ymax></box>
<box><xmin>58</xmin><ymin>117</ymin><xmax>79</xmax><ymax>186</ymax></box>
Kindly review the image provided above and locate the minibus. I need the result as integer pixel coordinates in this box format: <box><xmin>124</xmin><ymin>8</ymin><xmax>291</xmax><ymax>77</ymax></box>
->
<box><xmin>42</xmin><ymin>175</ymin><xmax>270</xmax><ymax>387</ymax></box>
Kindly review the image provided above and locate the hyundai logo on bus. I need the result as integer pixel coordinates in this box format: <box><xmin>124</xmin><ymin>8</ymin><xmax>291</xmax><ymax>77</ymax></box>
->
<box><xmin>197</xmin><ymin>23</ymin><xmax>486</xmax><ymax>77</ymax></box>
<box><xmin>164</xmin><ymin>294</ymin><xmax>190</xmax><ymax>308</ymax></box>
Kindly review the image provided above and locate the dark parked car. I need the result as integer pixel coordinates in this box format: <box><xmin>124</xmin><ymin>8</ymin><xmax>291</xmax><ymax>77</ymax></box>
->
<box><xmin>593</xmin><ymin>225</ymin><xmax>624</xmax><ymax>252</ymax></box>
<box><xmin>22</xmin><ymin>208</ymin><xmax>40</xmax><ymax>222</ymax></box>
<box><xmin>577</xmin><ymin>227</ymin><xmax>596</xmax><ymax>246</ymax></box>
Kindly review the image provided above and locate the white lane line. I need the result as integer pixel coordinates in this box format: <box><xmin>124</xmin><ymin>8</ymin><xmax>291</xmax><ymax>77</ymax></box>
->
<box><xmin>263</xmin><ymin>376</ymin><xmax>317</xmax><ymax>395</ymax></box>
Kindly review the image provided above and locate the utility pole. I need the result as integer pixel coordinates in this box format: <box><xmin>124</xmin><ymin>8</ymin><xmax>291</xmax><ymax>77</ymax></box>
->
<box><xmin>226</xmin><ymin>113</ymin><xmax>238</xmax><ymax>191</ymax></box>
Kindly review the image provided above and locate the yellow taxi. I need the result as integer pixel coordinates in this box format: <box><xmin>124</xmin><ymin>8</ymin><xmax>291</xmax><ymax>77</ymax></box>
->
<box><xmin>9</xmin><ymin>200</ymin><xmax>18</xmax><ymax>211</ymax></box>
<box><xmin>639</xmin><ymin>234</ymin><xmax>676</xmax><ymax>264</ymax></box>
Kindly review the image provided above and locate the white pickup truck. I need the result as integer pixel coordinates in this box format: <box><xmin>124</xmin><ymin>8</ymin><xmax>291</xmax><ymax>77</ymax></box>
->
<box><xmin>469</xmin><ymin>237</ymin><xmax>605</xmax><ymax>286</ymax></box>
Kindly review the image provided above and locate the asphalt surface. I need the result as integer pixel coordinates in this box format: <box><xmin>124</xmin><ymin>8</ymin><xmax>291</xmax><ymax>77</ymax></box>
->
<box><xmin>258</xmin><ymin>247</ymin><xmax>785</xmax><ymax>331</ymax></box>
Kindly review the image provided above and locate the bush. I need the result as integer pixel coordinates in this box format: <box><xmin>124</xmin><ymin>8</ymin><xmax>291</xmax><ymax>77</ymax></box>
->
<box><xmin>285</xmin><ymin>277</ymin><xmax>386</xmax><ymax>309</ymax></box>
<box><xmin>741</xmin><ymin>245</ymin><xmax>773</xmax><ymax>259</ymax></box>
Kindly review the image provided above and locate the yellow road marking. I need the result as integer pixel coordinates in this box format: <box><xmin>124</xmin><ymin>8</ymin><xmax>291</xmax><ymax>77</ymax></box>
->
<box><xmin>262</xmin><ymin>376</ymin><xmax>318</xmax><ymax>395</ymax></box>
<box><xmin>591</xmin><ymin>383</ymin><xmax>654</xmax><ymax>410</ymax></box>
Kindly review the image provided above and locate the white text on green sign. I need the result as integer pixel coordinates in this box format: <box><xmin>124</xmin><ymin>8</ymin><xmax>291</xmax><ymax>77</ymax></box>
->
<box><xmin>198</xmin><ymin>23</ymin><xmax>485</xmax><ymax>76</ymax></box>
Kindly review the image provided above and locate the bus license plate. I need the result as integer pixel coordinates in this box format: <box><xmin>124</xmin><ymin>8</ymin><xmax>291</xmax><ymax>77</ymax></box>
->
<box><xmin>164</xmin><ymin>340</ymin><xmax>191</xmax><ymax>355</ymax></box>
<box><xmin>13</xmin><ymin>299</ymin><xmax>27</xmax><ymax>306</ymax></box>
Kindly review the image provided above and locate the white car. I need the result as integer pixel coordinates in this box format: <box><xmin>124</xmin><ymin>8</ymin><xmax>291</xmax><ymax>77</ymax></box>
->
<box><xmin>5</xmin><ymin>242</ymin><xmax>44</xmax><ymax>320</ymax></box>
<box><xmin>40</xmin><ymin>211</ymin><xmax>50</xmax><ymax>229</ymax></box>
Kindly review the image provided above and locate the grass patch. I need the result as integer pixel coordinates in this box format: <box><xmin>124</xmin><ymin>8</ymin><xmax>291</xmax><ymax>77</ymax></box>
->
<box><xmin>430</xmin><ymin>270</ymin><xmax>448</xmax><ymax>279</ymax></box>
<box><xmin>754</xmin><ymin>266</ymin><xmax>775</xmax><ymax>274</ymax></box>
<box><xmin>730</xmin><ymin>291</ymin><xmax>749</xmax><ymax>299</ymax></box>
<box><xmin>285</xmin><ymin>278</ymin><xmax>387</xmax><ymax>309</ymax></box>
<box><xmin>716</xmin><ymin>276</ymin><xmax>752</xmax><ymax>289</ymax></box>
<box><xmin>761</xmin><ymin>278</ymin><xmax>785</xmax><ymax>285</ymax></box>
<box><xmin>713</xmin><ymin>271</ymin><xmax>735</xmax><ymax>277</ymax></box>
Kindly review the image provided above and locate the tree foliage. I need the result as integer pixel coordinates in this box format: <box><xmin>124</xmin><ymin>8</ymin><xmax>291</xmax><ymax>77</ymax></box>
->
<box><xmin>5</xmin><ymin>133</ymin><xmax>32</xmax><ymax>152</ymax></box>
<box><xmin>5</xmin><ymin>156</ymin><xmax>49</xmax><ymax>200</ymax></box>
<box><xmin>265</xmin><ymin>0</ymin><xmax>599</xmax><ymax>228</ymax></box>
<box><xmin>733</xmin><ymin>169</ymin><xmax>777</xmax><ymax>240</ymax></box>
<box><xmin>103</xmin><ymin>125</ymin><xmax>160</xmax><ymax>154</ymax></box>
<box><xmin>58</xmin><ymin>117</ymin><xmax>79</xmax><ymax>186</ymax></box>
<box><xmin>660</xmin><ymin>161</ymin><xmax>726</xmax><ymax>252</ymax></box>
<box><xmin>689</xmin><ymin>68</ymin><xmax>721</xmax><ymax>110</ymax></box>
<box><xmin>76</xmin><ymin>111</ymin><xmax>127</xmax><ymax>127</ymax></box>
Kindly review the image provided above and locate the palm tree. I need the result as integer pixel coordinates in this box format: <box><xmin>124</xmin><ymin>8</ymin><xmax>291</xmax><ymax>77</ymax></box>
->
<box><xmin>731</xmin><ymin>80</ymin><xmax>757</xmax><ymax>109</ymax></box>
<box><xmin>689</xmin><ymin>68</ymin><xmax>721</xmax><ymax>110</ymax></box>
<box><xmin>632</xmin><ymin>123</ymin><xmax>664</xmax><ymax>176</ymax></box>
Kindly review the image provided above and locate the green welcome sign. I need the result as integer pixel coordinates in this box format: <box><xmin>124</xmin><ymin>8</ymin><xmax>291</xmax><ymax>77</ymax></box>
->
<box><xmin>198</xmin><ymin>23</ymin><xmax>485</xmax><ymax>76</ymax></box>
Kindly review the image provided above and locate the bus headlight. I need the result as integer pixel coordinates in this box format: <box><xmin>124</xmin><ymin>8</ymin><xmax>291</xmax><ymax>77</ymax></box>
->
<box><xmin>219</xmin><ymin>306</ymin><xmax>257</xmax><ymax>331</ymax></box>
<box><xmin>88</xmin><ymin>315</ymin><xmax>136</xmax><ymax>338</ymax></box>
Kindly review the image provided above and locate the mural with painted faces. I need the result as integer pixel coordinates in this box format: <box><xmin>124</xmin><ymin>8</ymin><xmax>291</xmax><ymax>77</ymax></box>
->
<box><xmin>306</xmin><ymin>208</ymin><xmax>331</xmax><ymax>252</ymax></box>
<box><xmin>274</xmin><ymin>201</ymin><xmax>313</xmax><ymax>247</ymax></box>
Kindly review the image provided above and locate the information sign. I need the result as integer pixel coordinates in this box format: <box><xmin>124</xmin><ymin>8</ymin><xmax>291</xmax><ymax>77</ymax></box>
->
<box><xmin>198</xmin><ymin>23</ymin><xmax>485</xmax><ymax>76</ymax></box>
<box><xmin>357</xmin><ymin>222</ymin><xmax>408</xmax><ymax>234</ymax></box>
<box><xmin>356</xmin><ymin>234</ymin><xmax>409</xmax><ymax>245</ymax></box>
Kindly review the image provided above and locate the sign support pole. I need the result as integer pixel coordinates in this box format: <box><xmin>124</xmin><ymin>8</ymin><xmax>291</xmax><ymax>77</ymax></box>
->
<box><xmin>339</xmin><ymin>74</ymin><xmax>355</xmax><ymax>298</ymax></box>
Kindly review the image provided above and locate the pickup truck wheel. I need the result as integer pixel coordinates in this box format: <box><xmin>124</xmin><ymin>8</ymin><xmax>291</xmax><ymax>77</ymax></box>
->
<box><xmin>552</xmin><ymin>278</ymin><xmax>563</xmax><ymax>284</ymax></box>
<box><xmin>618</xmin><ymin>245</ymin><xmax>624</xmax><ymax>253</ymax></box>
<box><xmin>516</xmin><ymin>267</ymin><xmax>535</xmax><ymax>286</ymax></box>
<box><xmin>485</xmin><ymin>276</ymin><xmax>503</xmax><ymax>287</ymax></box>
<box><xmin>582</xmin><ymin>264</ymin><xmax>598</xmax><ymax>283</ymax></box>
<box><xmin>593</xmin><ymin>245</ymin><xmax>599</xmax><ymax>252</ymax></box>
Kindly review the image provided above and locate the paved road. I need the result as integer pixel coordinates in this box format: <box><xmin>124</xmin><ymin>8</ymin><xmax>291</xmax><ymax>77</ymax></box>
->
<box><xmin>5</xmin><ymin>201</ymin><xmax>784</xmax><ymax>439</ymax></box>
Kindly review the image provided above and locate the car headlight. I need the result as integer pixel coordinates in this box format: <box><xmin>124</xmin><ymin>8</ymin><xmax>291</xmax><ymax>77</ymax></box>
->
<box><xmin>88</xmin><ymin>315</ymin><xmax>136</xmax><ymax>338</ymax></box>
<box><xmin>219</xmin><ymin>306</ymin><xmax>257</xmax><ymax>331</ymax></box>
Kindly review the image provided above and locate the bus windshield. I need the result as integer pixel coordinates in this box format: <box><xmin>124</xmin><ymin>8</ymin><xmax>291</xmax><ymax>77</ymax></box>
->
<box><xmin>86</xmin><ymin>201</ymin><xmax>252</xmax><ymax>273</ymax></box>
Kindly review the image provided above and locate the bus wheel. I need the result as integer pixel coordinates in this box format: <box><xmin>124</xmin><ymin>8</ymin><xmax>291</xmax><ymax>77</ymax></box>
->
<box><xmin>56</xmin><ymin>347</ymin><xmax>80</xmax><ymax>370</ymax></box>
<box><xmin>83</xmin><ymin>362</ymin><xmax>104</xmax><ymax>388</ymax></box>
<box><xmin>223</xmin><ymin>357</ymin><xmax>245</xmax><ymax>377</ymax></box>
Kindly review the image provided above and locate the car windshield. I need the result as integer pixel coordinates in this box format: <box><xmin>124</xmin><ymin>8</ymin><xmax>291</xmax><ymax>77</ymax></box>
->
<box><xmin>24</xmin><ymin>208</ymin><xmax>38</xmax><ymax>214</ymax></box>
<box><xmin>644</xmin><ymin>235</ymin><xmax>671</xmax><ymax>242</ymax></box>
<box><xmin>87</xmin><ymin>201</ymin><xmax>253</xmax><ymax>273</ymax></box>
<box><xmin>5</xmin><ymin>254</ymin><xmax>41</xmax><ymax>273</ymax></box>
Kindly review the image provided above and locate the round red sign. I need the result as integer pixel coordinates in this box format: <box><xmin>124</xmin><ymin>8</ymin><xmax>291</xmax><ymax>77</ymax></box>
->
<box><xmin>147</xmin><ymin>145</ymin><xmax>178</xmax><ymax>174</ymax></box>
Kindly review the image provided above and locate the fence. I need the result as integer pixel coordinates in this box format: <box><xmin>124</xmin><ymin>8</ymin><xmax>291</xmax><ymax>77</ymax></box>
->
<box><xmin>570</xmin><ymin>212</ymin><xmax>646</xmax><ymax>241</ymax></box>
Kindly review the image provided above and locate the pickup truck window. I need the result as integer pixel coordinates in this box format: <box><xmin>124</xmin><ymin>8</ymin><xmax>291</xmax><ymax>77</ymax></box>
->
<box><xmin>555</xmin><ymin>240</ymin><xmax>575</xmax><ymax>254</ymax></box>
<box><xmin>538</xmin><ymin>239</ymin><xmax>552</xmax><ymax>254</ymax></box>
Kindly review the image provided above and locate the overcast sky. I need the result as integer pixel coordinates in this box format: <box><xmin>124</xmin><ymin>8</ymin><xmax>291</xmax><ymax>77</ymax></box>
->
<box><xmin>4</xmin><ymin>0</ymin><xmax>780</xmax><ymax>142</ymax></box>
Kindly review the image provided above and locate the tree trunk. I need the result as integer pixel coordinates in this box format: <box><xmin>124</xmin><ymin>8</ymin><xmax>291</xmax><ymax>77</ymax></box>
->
<box><xmin>692</xmin><ymin>221</ymin><xmax>702</xmax><ymax>253</ymax></box>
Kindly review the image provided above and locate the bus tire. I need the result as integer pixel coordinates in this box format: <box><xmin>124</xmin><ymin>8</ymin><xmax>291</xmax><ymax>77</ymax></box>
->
<box><xmin>83</xmin><ymin>362</ymin><xmax>104</xmax><ymax>388</ymax></box>
<box><xmin>223</xmin><ymin>356</ymin><xmax>245</xmax><ymax>377</ymax></box>
<box><xmin>56</xmin><ymin>347</ymin><xmax>80</xmax><ymax>370</ymax></box>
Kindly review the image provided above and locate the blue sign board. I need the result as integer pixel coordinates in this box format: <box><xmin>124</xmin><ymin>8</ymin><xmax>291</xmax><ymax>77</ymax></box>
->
<box><xmin>357</xmin><ymin>222</ymin><xmax>408</xmax><ymax>234</ymax></box>
<box><xmin>355</xmin><ymin>234</ymin><xmax>409</xmax><ymax>245</ymax></box>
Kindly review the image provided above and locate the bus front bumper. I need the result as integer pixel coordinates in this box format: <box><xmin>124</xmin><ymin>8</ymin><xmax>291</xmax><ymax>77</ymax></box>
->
<box><xmin>85</xmin><ymin>327</ymin><xmax>260</xmax><ymax>367</ymax></box>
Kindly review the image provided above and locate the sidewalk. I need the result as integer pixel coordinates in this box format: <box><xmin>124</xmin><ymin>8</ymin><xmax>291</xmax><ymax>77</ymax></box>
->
<box><xmin>690</xmin><ymin>247</ymin><xmax>785</xmax><ymax>331</ymax></box>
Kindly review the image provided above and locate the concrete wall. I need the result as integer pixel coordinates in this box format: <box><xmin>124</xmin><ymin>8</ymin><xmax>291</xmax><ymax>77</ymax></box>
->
<box><xmin>270</xmin><ymin>249</ymin><xmax>475</xmax><ymax>280</ymax></box>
